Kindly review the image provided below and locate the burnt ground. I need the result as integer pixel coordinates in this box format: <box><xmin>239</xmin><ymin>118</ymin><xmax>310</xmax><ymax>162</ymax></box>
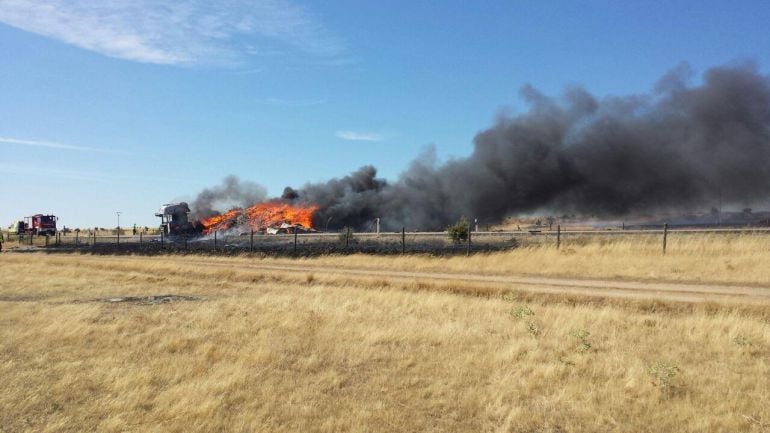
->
<box><xmin>30</xmin><ymin>235</ymin><xmax>521</xmax><ymax>257</ymax></box>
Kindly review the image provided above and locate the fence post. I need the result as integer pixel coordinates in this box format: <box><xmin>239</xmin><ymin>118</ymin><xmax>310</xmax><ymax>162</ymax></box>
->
<box><xmin>557</xmin><ymin>225</ymin><xmax>561</xmax><ymax>250</ymax></box>
<box><xmin>402</xmin><ymin>227</ymin><xmax>406</xmax><ymax>254</ymax></box>
<box><xmin>466</xmin><ymin>222</ymin><xmax>472</xmax><ymax>256</ymax></box>
<box><xmin>250</xmin><ymin>230</ymin><xmax>254</xmax><ymax>252</ymax></box>
<box><xmin>293</xmin><ymin>229</ymin><xmax>298</xmax><ymax>254</ymax></box>
<box><xmin>117</xmin><ymin>228</ymin><xmax>120</xmax><ymax>245</ymax></box>
<box><xmin>345</xmin><ymin>227</ymin><xmax>350</xmax><ymax>248</ymax></box>
<box><xmin>93</xmin><ymin>231</ymin><xmax>96</xmax><ymax>247</ymax></box>
<box><xmin>139</xmin><ymin>232</ymin><xmax>142</xmax><ymax>247</ymax></box>
<box><xmin>160</xmin><ymin>230</ymin><xmax>164</xmax><ymax>248</ymax></box>
<box><xmin>663</xmin><ymin>223</ymin><xmax>668</xmax><ymax>255</ymax></box>
<box><xmin>214</xmin><ymin>231</ymin><xmax>217</xmax><ymax>250</ymax></box>
<box><xmin>184</xmin><ymin>236</ymin><xmax>188</xmax><ymax>251</ymax></box>
<box><xmin>75</xmin><ymin>231</ymin><xmax>79</xmax><ymax>246</ymax></box>
<box><xmin>45</xmin><ymin>235</ymin><xmax>49</xmax><ymax>247</ymax></box>
<box><xmin>29</xmin><ymin>233</ymin><xmax>33</xmax><ymax>246</ymax></box>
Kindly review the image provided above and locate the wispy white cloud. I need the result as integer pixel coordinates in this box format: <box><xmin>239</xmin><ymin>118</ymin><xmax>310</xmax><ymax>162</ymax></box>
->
<box><xmin>0</xmin><ymin>136</ymin><xmax>113</xmax><ymax>153</ymax></box>
<box><xmin>264</xmin><ymin>97</ymin><xmax>327</xmax><ymax>107</ymax></box>
<box><xmin>0</xmin><ymin>0</ymin><xmax>344</xmax><ymax>65</ymax></box>
<box><xmin>0</xmin><ymin>162</ymin><xmax>188</xmax><ymax>183</ymax></box>
<box><xmin>335</xmin><ymin>130</ymin><xmax>385</xmax><ymax>142</ymax></box>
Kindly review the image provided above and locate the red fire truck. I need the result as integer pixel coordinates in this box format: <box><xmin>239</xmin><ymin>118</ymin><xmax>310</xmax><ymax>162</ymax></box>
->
<box><xmin>22</xmin><ymin>214</ymin><xmax>58</xmax><ymax>236</ymax></box>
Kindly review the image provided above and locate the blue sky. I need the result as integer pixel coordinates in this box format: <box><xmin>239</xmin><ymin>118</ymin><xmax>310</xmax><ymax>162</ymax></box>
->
<box><xmin>1</xmin><ymin>0</ymin><xmax>769</xmax><ymax>228</ymax></box>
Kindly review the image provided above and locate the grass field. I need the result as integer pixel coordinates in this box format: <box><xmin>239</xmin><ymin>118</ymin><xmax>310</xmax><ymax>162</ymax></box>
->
<box><xmin>287</xmin><ymin>232</ymin><xmax>770</xmax><ymax>285</ymax></box>
<box><xmin>1</xmin><ymin>238</ymin><xmax>769</xmax><ymax>432</ymax></box>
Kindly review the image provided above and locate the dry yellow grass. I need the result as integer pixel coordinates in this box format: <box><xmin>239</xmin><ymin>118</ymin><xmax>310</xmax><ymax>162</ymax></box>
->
<box><xmin>274</xmin><ymin>232</ymin><xmax>770</xmax><ymax>286</ymax></box>
<box><xmin>1</xmin><ymin>252</ymin><xmax>769</xmax><ymax>432</ymax></box>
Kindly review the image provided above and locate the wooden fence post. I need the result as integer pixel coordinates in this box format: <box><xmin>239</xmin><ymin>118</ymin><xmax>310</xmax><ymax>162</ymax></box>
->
<box><xmin>250</xmin><ymin>230</ymin><xmax>254</xmax><ymax>252</ymax></box>
<box><xmin>293</xmin><ymin>229</ymin><xmax>298</xmax><ymax>254</ymax></box>
<box><xmin>214</xmin><ymin>231</ymin><xmax>217</xmax><ymax>250</ymax></box>
<box><xmin>401</xmin><ymin>227</ymin><xmax>405</xmax><ymax>254</ymax></box>
<box><xmin>557</xmin><ymin>225</ymin><xmax>561</xmax><ymax>250</ymax></box>
<box><xmin>160</xmin><ymin>231</ymin><xmax>164</xmax><ymax>248</ymax></box>
<box><xmin>663</xmin><ymin>223</ymin><xmax>668</xmax><ymax>255</ymax></box>
<box><xmin>139</xmin><ymin>232</ymin><xmax>142</xmax><ymax>247</ymax></box>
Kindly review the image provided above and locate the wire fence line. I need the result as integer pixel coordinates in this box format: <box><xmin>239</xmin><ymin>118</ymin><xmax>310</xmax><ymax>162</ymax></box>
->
<box><xmin>4</xmin><ymin>226</ymin><xmax>770</xmax><ymax>255</ymax></box>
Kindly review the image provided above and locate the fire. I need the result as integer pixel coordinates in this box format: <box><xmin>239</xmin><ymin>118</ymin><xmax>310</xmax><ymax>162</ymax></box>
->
<box><xmin>200</xmin><ymin>202</ymin><xmax>318</xmax><ymax>234</ymax></box>
<box><xmin>200</xmin><ymin>209</ymin><xmax>241</xmax><ymax>233</ymax></box>
<box><xmin>244</xmin><ymin>202</ymin><xmax>317</xmax><ymax>230</ymax></box>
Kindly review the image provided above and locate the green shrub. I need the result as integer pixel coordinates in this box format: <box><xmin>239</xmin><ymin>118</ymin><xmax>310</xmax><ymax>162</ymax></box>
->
<box><xmin>649</xmin><ymin>360</ymin><xmax>680</xmax><ymax>389</ymax></box>
<box><xmin>510</xmin><ymin>305</ymin><xmax>535</xmax><ymax>319</ymax></box>
<box><xmin>447</xmin><ymin>217</ymin><xmax>469</xmax><ymax>244</ymax></box>
<box><xmin>571</xmin><ymin>329</ymin><xmax>592</xmax><ymax>352</ymax></box>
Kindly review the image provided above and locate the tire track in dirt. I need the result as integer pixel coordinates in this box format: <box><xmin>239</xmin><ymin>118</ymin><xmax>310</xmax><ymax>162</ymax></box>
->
<box><xmin>13</xmin><ymin>253</ymin><xmax>770</xmax><ymax>305</ymax></box>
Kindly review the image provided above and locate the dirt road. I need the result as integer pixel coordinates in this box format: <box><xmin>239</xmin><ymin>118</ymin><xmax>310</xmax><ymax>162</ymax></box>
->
<box><xmin>7</xmin><ymin>252</ymin><xmax>770</xmax><ymax>304</ymax></box>
<box><xmin>177</xmin><ymin>259</ymin><xmax>770</xmax><ymax>305</ymax></box>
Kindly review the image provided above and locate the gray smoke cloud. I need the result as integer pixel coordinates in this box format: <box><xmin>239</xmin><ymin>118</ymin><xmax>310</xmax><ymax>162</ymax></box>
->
<box><xmin>191</xmin><ymin>175</ymin><xmax>267</xmax><ymax>218</ymax></box>
<box><xmin>285</xmin><ymin>63</ymin><xmax>770</xmax><ymax>230</ymax></box>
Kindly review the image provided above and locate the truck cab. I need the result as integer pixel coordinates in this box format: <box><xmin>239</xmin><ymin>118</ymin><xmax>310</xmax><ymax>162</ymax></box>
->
<box><xmin>155</xmin><ymin>203</ymin><xmax>195</xmax><ymax>235</ymax></box>
<box><xmin>24</xmin><ymin>214</ymin><xmax>58</xmax><ymax>236</ymax></box>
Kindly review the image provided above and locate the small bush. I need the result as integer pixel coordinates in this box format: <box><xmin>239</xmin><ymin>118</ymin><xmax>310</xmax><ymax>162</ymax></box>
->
<box><xmin>571</xmin><ymin>329</ymin><xmax>592</xmax><ymax>352</ymax></box>
<box><xmin>526</xmin><ymin>321</ymin><xmax>541</xmax><ymax>338</ymax></box>
<box><xmin>510</xmin><ymin>305</ymin><xmax>535</xmax><ymax>319</ymax></box>
<box><xmin>649</xmin><ymin>360</ymin><xmax>680</xmax><ymax>389</ymax></box>
<box><xmin>447</xmin><ymin>217</ymin><xmax>469</xmax><ymax>244</ymax></box>
<box><xmin>733</xmin><ymin>335</ymin><xmax>751</xmax><ymax>347</ymax></box>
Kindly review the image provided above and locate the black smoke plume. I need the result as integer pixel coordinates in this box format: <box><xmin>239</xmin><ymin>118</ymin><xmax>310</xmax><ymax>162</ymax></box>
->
<box><xmin>281</xmin><ymin>63</ymin><xmax>770</xmax><ymax>230</ymax></box>
<box><xmin>193</xmin><ymin>63</ymin><xmax>770</xmax><ymax>231</ymax></box>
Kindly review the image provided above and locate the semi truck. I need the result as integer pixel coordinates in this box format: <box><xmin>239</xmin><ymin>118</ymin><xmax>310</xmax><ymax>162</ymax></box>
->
<box><xmin>156</xmin><ymin>203</ymin><xmax>197</xmax><ymax>235</ymax></box>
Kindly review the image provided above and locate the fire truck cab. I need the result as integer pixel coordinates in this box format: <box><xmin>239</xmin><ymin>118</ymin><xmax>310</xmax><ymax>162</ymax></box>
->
<box><xmin>23</xmin><ymin>214</ymin><xmax>58</xmax><ymax>236</ymax></box>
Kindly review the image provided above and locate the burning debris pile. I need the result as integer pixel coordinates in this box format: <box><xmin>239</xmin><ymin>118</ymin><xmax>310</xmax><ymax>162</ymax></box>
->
<box><xmin>200</xmin><ymin>202</ymin><xmax>318</xmax><ymax>234</ymax></box>
<box><xmin>179</xmin><ymin>63</ymin><xmax>770</xmax><ymax>232</ymax></box>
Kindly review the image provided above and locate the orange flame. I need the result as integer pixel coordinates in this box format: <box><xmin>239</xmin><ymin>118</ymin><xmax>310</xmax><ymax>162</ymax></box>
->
<box><xmin>200</xmin><ymin>209</ymin><xmax>241</xmax><ymax>234</ymax></box>
<box><xmin>200</xmin><ymin>202</ymin><xmax>318</xmax><ymax>234</ymax></box>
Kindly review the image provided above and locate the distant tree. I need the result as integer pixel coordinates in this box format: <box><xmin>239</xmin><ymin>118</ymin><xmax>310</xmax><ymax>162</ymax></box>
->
<box><xmin>447</xmin><ymin>216</ymin><xmax>470</xmax><ymax>244</ymax></box>
<box><xmin>546</xmin><ymin>216</ymin><xmax>555</xmax><ymax>230</ymax></box>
